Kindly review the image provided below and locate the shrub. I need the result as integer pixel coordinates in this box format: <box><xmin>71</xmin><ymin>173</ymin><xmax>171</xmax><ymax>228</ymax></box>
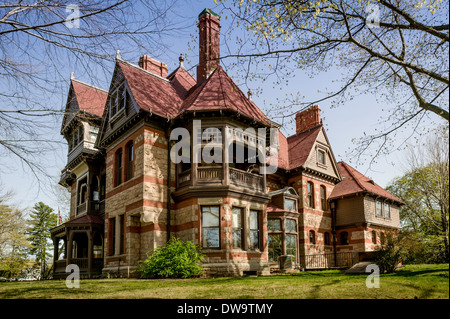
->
<box><xmin>137</xmin><ymin>237</ymin><xmax>204</xmax><ymax>279</ymax></box>
<box><xmin>374</xmin><ymin>231</ymin><xmax>402</xmax><ymax>273</ymax></box>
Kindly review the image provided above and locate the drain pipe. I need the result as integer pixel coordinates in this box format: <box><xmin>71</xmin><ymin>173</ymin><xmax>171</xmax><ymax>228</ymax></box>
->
<box><xmin>166</xmin><ymin>122</ymin><xmax>172</xmax><ymax>242</ymax></box>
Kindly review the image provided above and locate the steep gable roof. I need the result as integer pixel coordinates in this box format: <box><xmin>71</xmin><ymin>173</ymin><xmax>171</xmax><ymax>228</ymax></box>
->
<box><xmin>168</xmin><ymin>66</ymin><xmax>197</xmax><ymax>99</ymax></box>
<box><xmin>117</xmin><ymin>59</ymin><xmax>183</xmax><ymax>118</ymax></box>
<box><xmin>330</xmin><ymin>161</ymin><xmax>403</xmax><ymax>204</ymax></box>
<box><xmin>71</xmin><ymin>79</ymin><xmax>108</xmax><ymax>117</ymax></box>
<box><xmin>287</xmin><ymin>125</ymin><xmax>322</xmax><ymax>170</ymax></box>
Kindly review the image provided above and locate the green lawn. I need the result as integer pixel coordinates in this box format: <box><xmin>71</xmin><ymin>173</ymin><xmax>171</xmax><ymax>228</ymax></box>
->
<box><xmin>0</xmin><ymin>264</ymin><xmax>448</xmax><ymax>299</ymax></box>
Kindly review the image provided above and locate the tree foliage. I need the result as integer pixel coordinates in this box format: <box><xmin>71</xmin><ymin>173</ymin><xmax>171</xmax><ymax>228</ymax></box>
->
<box><xmin>386</xmin><ymin>128</ymin><xmax>449</xmax><ymax>262</ymax></box>
<box><xmin>218</xmin><ymin>0</ymin><xmax>448</xmax><ymax>162</ymax></box>
<box><xmin>138</xmin><ymin>237</ymin><xmax>204</xmax><ymax>279</ymax></box>
<box><xmin>27</xmin><ymin>202</ymin><xmax>57</xmax><ymax>278</ymax></box>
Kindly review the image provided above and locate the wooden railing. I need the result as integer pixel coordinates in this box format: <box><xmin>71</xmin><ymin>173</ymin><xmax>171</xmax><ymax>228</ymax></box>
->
<box><xmin>71</xmin><ymin>258</ymin><xmax>89</xmax><ymax>270</ymax></box>
<box><xmin>197</xmin><ymin>166</ymin><xmax>223</xmax><ymax>181</ymax></box>
<box><xmin>178</xmin><ymin>169</ymin><xmax>191</xmax><ymax>187</ymax></box>
<box><xmin>77</xmin><ymin>202</ymin><xmax>87</xmax><ymax>215</ymax></box>
<box><xmin>300</xmin><ymin>252</ymin><xmax>359</xmax><ymax>269</ymax></box>
<box><xmin>229</xmin><ymin>167</ymin><xmax>264</xmax><ymax>192</ymax></box>
<box><xmin>54</xmin><ymin>260</ymin><xmax>67</xmax><ymax>273</ymax></box>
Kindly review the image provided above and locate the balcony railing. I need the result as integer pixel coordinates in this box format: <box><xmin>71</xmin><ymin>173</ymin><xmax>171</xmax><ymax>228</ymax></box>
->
<box><xmin>177</xmin><ymin>166</ymin><xmax>265</xmax><ymax>193</ymax></box>
<box><xmin>229</xmin><ymin>167</ymin><xmax>264</xmax><ymax>192</ymax></box>
<box><xmin>299</xmin><ymin>252</ymin><xmax>360</xmax><ymax>269</ymax></box>
<box><xmin>77</xmin><ymin>202</ymin><xmax>87</xmax><ymax>215</ymax></box>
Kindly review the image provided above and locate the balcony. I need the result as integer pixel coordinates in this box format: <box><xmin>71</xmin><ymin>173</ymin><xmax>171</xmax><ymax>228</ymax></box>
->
<box><xmin>177</xmin><ymin>166</ymin><xmax>265</xmax><ymax>193</ymax></box>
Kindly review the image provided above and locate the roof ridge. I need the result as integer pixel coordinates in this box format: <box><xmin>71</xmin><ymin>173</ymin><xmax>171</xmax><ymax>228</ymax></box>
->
<box><xmin>72</xmin><ymin>78</ymin><xmax>108</xmax><ymax>93</ymax></box>
<box><xmin>117</xmin><ymin>58</ymin><xmax>171</xmax><ymax>83</ymax></box>
<box><xmin>339</xmin><ymin>161</ymin><xmax>368</xmax><ymax>193</ymax></box>
<box><xmin>287</xmin><ymin>124</ymin><xmax>322</xmax><ymax>140</ymax></box>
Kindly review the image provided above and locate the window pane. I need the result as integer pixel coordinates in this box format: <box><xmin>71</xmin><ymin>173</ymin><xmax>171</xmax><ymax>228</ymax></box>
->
<box><xmin>202</xmin><ymin>228</ymin><xmax>219</xmax><ymax>248</ymax></box>
<box><xmin>268</xmin><ymin>234</ymin><xmax>282</xmax><ymax>262</ymax></box>
<box><xmin>384</xmin><ymin>203</ymin><xmax>390</xmax><ymax>218</ymax></box>
<box><xmin>286</xmin><ymin>219</ymin><xmax>296</xmax><ymax>232</ymax></box>
<box><xmin>376</xmin><ymin>201</ymin><xmax>382</xmax><ymax>216</ymax></box>
<box><xmin>202</xmin><ymin>206</ymin><xmax>220</xmax><ymax>227</ymax></box>
<box><xmin>286</xmin><ymin>234</ymin><xmax>297</xmax><ymax>258</ymax></box>
<box><xmin>249</xmin><ymin>210</ymin><xmax>259</xmax><ymax>230</ymax></box>
<box><xmin>284</xmin><ymin>198</ymin><xmax>296</xmax><ymax>210</ymax></box>
<box><xmin>249</xmin><ymin>230</ymin><xmax>259</xmax><ymax>250</ymax></box>
<box><xmin>232</xmin><ymin>207</ymin><xmax>242</xmax><ymax>228</ymax></box>
<box><xmin>232</xmin><ymin>229</ymin><xmax>242</xmax><ymax>249</ymax></box>
<box><xmin>268</xmin><ymin>219</ymin><xmax>281</xmax><ymax>231</ymax></box>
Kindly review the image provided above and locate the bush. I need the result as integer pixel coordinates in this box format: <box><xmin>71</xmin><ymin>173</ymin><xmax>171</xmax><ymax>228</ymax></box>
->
<box><xmin>137</xmin><ymin>237</ymin><xmax>204</xmax><ymax>279</ymax></box>
<box><xmin>374</xmin><ymin>232</ymin><xmax>403</xmax><ymax>273</ymax></box>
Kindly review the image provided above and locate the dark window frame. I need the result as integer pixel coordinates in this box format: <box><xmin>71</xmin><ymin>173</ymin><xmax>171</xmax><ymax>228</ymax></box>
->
<box><xmin>201</xmin><ymin>206</ymin><xmax>221</xmax><ymax>249</ymax></box>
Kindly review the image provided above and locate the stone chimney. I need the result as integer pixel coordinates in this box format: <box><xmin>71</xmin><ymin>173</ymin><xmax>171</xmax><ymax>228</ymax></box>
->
<box><xmin>197</xmin><ymin>8</ymin><xmax>220</xmax><ymax>83</ymax></box>
<box><xmin>295</xmin><ymin>105</ymin><xmax>322</xmax><ymax>134</ymax></box>
<box><xmin>138</xmin><ymin>55</ymin><xmax>168</xmax><ymax>78</ymax></box>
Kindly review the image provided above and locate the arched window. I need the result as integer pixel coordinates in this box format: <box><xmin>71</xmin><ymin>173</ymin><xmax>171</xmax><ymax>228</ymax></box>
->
<box><xmin>125</xmin><ymin>141</ymin><xmax>134</xmax><ymax>181</ymax></box>
<box><xmin>307</xmin><ymin>182</ymin><xmax>315</xmax><ymax>208</ymax></box>
<box><xmin>115</xmin><ymin>148</ymin><xmax>123</xmax><ymax>186</ymax></box>
<box><xmin>324</xmin><ymin>232</ymin><xmax>330</xmax><ymax>245</ymax></box>
<box><xmin>372</xmin><ymin>230</ymin><xmax>377</xmax><ymax>244</ymax></box>
<box><xmin>320</xmin><ymin>185</ymin><xmax>327</xmax><ymax>210</ymax></box>
<box><xmin>340</xmin><ymin>231</ymin><xmax>349</xmax><ymax>245</ymax></box>
<box><xmin>309</xmin><ymin>230</ymin><xmax>316</xmax><ymax>244</ymax></box>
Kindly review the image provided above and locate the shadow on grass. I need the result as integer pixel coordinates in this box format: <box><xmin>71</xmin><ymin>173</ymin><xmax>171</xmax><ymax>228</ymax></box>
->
<box><xmin>391</xmin><ymin>267</ymin><xmax>449</xmax><ymax>278</ymax></box>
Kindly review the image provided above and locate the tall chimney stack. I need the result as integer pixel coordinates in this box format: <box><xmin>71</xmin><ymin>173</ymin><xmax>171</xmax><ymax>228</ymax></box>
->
<box><xmin>197</xmin><ymin>8</ymin><xmax>220</xmax><ymax>83</ymax></box>
<box><xmin>295</xmin><ymin>105</ymin><xmax>322</xmax><ymax>134</ymax></box>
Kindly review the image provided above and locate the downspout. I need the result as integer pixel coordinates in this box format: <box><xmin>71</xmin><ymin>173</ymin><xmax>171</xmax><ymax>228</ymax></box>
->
<box><xmin>166</xmin><ymin>122</ymin><xmax>172</xmax><ymax>242</ymax></box>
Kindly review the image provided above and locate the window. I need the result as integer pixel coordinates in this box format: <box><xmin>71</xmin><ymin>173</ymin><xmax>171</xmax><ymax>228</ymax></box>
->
<box><xmin>109</xmin><ymin>217</ymin><xmax>116</xmax><ymax>256</ymax></box>
<box><xmin>324</xmin><ymin>232</ymin><xmax>330</xmax><ymax>245</ymax></box>
<box><xmin>307</xmin><ymin>182</ymin><xmax>315</xmax><ymax>208</ymax></box>
<box><xmin>119</xmin><ymin>214</ymin><xmax>125</xmax><ymax>254</ymax></box>
<box><xmin>284</xmin><ymin>198</ymin><xmax>296</xmax><ymax>211</ymax></box>
<box><xmin>372</xmin><ymin>230</ymin><xmax>377</xmax><ymax>244</ymax></box>
<box><xmin>376</xmin><ymin>201</ymin><xmax>383</xmax><ymax>216</ymax></box>
<box><xmin>340</xmin><ymin>231</ymin><xmax>349</xmax><ymax>245</ymax></box>
<box><xmin>286</xmin><ymin>219</ymin><xmax>296</xmax><ymax>232</ymax></box>
<box><xmin>318</xmin><ymin>149</ymin><xmax>326</xmax><ymax>165</ymax></box>
<box><xmin>249</xmin><ymin>210</ymin><xmax>260</xmax><ymax>250</ymax></box>
<box><xmin>320</xmin><ymin>185</ymin><xmax>327</xmax><ymax>210</ymax></box>
<box><xmin>125</xmin><ymin>141</ymin><xmax>134</xmax><ymax>181</ymax></box>
<box><xmin>384</xmin><ymin>203</ymin><xmax>390</xmax><ymax>218</ymax></box>
<box><xmin>286</xmin><ymin>234</ymin><xmax>297</xmax><ymax>258</ymax></box>
<box><xmin>110</xmin><ymin>82</ymin><xmax>127</xmax><ymax>118</ymax></box>
<box><xmin>115</xmin><ymin>148</ymin><xmax>123</xmax><ymax>186</ymax></box>
<box><xmin>201</xmin><ymin>206</ymin><xmax>220</xmax><ymax>248</ymax></box>
<box><xmin>268</xmin><ymin>234</ymin><xmax>282</xmax><ymax>262</ymax></box>
<box><xmin>309</xmin><ymin>230</ymin><xmax>316</xmax><ymax>244</ymax></box>
<box><xmin>232</xmin><ymin>207</ymin><xmax>244</xmax><ymax>249</ymax></box>
<box><xmin>268</xmin><ymin>219</ymin><xmax>281</xmax><ymax>231</ymax></box>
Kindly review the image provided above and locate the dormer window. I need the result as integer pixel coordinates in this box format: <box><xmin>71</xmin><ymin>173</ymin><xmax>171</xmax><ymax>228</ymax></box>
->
<box><xmin>110</xmin><ymin>82</ymin><xmax>127</xmax><ymax>119</ymax></box>
<box><xmin>67</xmin><ymin>124</ymin><xmax>84</xmax><ymax>152</ymax></box>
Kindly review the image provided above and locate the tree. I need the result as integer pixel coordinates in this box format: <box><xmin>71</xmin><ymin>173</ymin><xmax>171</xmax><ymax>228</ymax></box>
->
<box><xmin>27</xmin><ymin>202</ymin><xmax>57</xmax><ymax>279</ymax></box>
<box><xmin>0</xmin><ymin>187</ymin><xmax>31</xmax><ymax>277</ymax></box>
<box><xmin>0</xmin><ymin>0</ymin><xmax>186</xmax><ymax>182</ymax></box>
<box><xmin>386</xmin><ymin>127</ymin><xmax>449</xmax><ymax>262</ymax></box>
<box><xmin>217</xmin><ymin>0</ymin><xmax>448</xmax><ymax>162</ymax></box>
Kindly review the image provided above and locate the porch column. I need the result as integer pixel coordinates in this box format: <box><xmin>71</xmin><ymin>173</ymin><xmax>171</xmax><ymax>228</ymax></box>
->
<box><xmin>87</xmin><ymin>230</ymin><xmax>93</xmax><ymax>276</ymax></box>
<box><xmin>223</xmin><ymin>126</ymin><xmax>229</xmax><ymax>186</ymax></box>
<box><xmin>53</xmin><ymin>237</ymin><xmax>59</xmax><ymax>271</ymax></box>
<box><xmin>67</xmin><ymin>230</ymin><xmax>73</xmax><ymax>263</ymax></box>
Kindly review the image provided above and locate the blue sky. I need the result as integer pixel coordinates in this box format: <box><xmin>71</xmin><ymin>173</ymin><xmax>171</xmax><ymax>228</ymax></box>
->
<box><xmin>1</xmin><ymin>0</ymin><xmax>445</xmax><ymax>214</ymax></box>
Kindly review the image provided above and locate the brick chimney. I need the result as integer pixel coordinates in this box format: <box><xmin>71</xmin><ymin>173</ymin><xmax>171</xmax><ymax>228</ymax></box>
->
<box><xmin>197</xmin><ymin>8</ymin><xmax>220</xmax><ymax>83</ymax></box>
<box><xmin>295</xmin><ymin>105</ymin><xmax>322</xmax><ymax>134</ymax></box>
<box><xmin>138</xmin><ymin>55</ymin><xmax>168</xmax><ymax>78</ymax></box>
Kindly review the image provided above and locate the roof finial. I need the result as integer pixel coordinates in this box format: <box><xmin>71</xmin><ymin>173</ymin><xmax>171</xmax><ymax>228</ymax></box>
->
<box><xmin>70</xmin><ymin>72</ymin><xmax>75</xmax><ymax>80</ymax></box>
<box><xmin>116</xmin><ymin>50</ymin><xmax>121</xmax><ymax>60</ymax></box>
<box><xmin>179</xmin><ymin>53</ymin><xmax>185</xmax><ymax>68</ymax></box>
<box><xmin>247</xmin><ymin>89</ymin><xmax>252</xmax><ymax>101</ymax></box>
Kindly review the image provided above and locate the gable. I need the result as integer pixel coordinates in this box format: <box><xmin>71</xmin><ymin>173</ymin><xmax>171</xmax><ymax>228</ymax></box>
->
<box><xmin>303</xmin><ymin>128</ymin><xmax>340</xmax><ymax>179</ymax></box>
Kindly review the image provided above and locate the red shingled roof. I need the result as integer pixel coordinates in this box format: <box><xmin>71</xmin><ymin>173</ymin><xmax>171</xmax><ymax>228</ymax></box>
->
<box><xmin>66</xmin><ymin>214</ymin><xmax>104</xmax><ymax>225</ymax></box>
<box><xmin>330</xmin><ymin>161</ymin><xmax>403</xmax><ymax>204</ymax></box>
<box><xmin>168</xmin><ymin>66</ymin><xmax>197</xmax><ymax>99</ymax></box>
<box><xmin>71</xmin><ymin>79</ymin><xmax>107</xmax><ymax>117</ymax></box>
<box><xmin>287</xmin><ymin>125</ymin><xmax>322</xmax><ymax>170</ymax></box>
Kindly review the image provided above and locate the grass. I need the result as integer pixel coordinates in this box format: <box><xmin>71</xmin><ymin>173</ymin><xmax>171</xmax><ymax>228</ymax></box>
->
<box><xmin>0</xmin><ymin>264</ymin><xmax>448</xmax><ymax>299</ymax></box>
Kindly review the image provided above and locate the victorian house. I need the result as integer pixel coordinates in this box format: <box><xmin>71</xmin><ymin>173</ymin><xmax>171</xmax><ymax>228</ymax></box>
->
<box><xmin>50</xmin><ymin>8</ymin><xmax>403</xmax><ymax>278</ymax></box>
